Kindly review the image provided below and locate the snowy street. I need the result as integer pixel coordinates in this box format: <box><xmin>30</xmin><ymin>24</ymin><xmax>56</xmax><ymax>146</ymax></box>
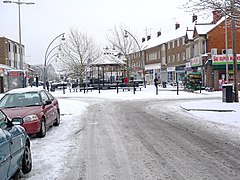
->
<box><xmin>19</xmin><ymin>86</ymin><xmax>240</xmax><ymax>180</ymax></box>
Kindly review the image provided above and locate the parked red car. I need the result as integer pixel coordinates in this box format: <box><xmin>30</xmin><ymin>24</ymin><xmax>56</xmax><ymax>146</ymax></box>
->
<box><xmin>0</xmin><ymin>88</ymin><xmax>60</xmax><ymax>138</ymax></box>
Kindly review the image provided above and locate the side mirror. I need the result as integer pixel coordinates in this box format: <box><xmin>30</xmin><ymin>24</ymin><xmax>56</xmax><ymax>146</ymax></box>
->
<box><xmin>12</xmin><ymin>118</ymin><xmax>24</xmax><ymax>125</ymax></box>
<box><xmin>44</xmin><ymin>100</ymin><xmax>52</xmax><ymax>105</ymax></box>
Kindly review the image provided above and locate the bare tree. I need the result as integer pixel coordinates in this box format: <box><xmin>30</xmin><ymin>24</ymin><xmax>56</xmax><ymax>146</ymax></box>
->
<box><xmin>107</xmin><ymin>24</ymin><xmax>140</xmax><ymax>79</ymax></box>
<box><xmin>182</xmin><ymin>0</ymin><xmax>240</xmax><ymax>18</ymax></box>
<box><xmin>58</xmin><ymin>28</ymin><xmax>100</xmax><ymax>84</ymax></box>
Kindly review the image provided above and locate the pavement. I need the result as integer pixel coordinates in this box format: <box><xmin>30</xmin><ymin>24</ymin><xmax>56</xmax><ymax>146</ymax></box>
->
<box><xmin>178</xmin><ymin>95</ymin><xmax>239</xmax><ymax>113</ymax></box>
<box><xmin>157</xmin><ymin>84</ymin><xmax>239</xmax><ymax>112</ymax></box>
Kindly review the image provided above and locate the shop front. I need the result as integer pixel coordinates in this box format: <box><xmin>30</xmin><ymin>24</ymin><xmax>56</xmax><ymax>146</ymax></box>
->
<box><xmin>167</xmin><ymin>66</ymin><xmax>175</xmax><ymax>84</ymax></box>
<box><xmin>175</xmin><ymin>65</ymin><xmax>185</xmax><ymax>86</ymax></box>
<box><xmin>145</xmin><ymin>63</ymin><xmax>161</xmax><ymax>85</ymax></box>
<box><xmin>0</xmin><ymin>64</ymin><xmax>13</xmax><ymax>93</ymax></box>
<box><xmin>7</xmin><ymin>70</ymin><xmax>25</xmax><ymax>91</ymax></box>
<box><xmin>212</xmin><ymin>54</ymin><xmax>240</xmax><ymax>90</ymax></box>
<box><xmin>189</xmin><ymin>56</ymin><xmax>205</xmax><ymax>84</ymax></box>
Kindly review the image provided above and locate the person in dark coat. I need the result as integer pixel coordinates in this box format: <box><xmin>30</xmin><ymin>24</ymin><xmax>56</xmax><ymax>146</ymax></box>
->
<box><xmin>154</xmin><ymin>76</ymin><xmax>158</xmax><ymax>88</ymax></box>
<box><xmin>46</xmin><ymin>81</ymin><xmax>49</xmax><ymax>91</ymax></box>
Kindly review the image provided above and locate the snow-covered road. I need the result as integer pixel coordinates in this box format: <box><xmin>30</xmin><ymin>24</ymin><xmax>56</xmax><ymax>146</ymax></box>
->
<box><xmin>20</xmin><ymin>95</ymin><xmax>240</xmax><ymax>180</ymax></box>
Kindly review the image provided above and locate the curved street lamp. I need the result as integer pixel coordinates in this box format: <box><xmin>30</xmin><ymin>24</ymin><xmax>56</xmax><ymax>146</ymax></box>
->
<box><xmin>124</xmin><ymin>30</ymin><xmax>146</xmax><ymax>88</ymax></box>
<box><xmin>3</xmin><ymin>0</ymin><xmax>35</xmax><ymax>70</ymax></box>
<box><xmin>45</xmin><ymin>44</ymin><xmax>61</xmax><ymax>61</ymax></box>
<box><xmin>43</xmin><ymin>33</ymin><xmax>65</xmax><ymax>89</ymax></box>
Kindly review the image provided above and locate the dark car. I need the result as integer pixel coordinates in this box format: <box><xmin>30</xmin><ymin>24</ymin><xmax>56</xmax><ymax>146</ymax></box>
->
<box><xmin>0</xmin><ymin>87</ymin><xmax>60</xmax><ymax>138</ymax></box>
<box><xmin>0</xmin><ymin>109</ymin><xmax>32</xmax><ymax>180</ymax></box>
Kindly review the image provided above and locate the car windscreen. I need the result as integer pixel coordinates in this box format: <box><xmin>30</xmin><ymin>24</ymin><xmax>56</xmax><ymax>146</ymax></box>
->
<box><xmin>0</xmin><ymin>92</ymin><xmax>41</xmax><ymax>108</ymax></box>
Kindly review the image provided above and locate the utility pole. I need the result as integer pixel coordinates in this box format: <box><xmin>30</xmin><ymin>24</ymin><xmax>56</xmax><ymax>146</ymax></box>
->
<box><xmin>231</xmin><ymin>17</ymin><xmax>238</xmax><ymax>102</ymax></box>
<box><xmin>231</xmin><ymin>0</ymin><xmax>239</xmax><ymax>102</ymax></box>
<box><xmin>225</xmin><ymin>0</ymin><xmax>229</xmax><ymax>83</ymax></box>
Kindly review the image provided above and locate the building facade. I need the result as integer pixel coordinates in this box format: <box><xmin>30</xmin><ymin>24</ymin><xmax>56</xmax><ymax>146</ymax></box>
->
<box><xmin>129</xmin><ymin>13</ymin><xmax>240</xmax><ymax>90</ymax></box>
<box><xmin>0</xmin><ymin>37</ymin><xmax>28</xmax><ymax>92</ymax></box>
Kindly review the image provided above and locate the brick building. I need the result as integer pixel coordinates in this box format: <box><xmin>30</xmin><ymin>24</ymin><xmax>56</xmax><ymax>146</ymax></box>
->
<box><xmin>0</xmin><ymin>37</ymin><xmax>29</xmax><ymax>92</ymax></box>
<box><xmin>129</xmin><ymin>12</ymin><xmax>240</xmax><ymax>90</ymax></box>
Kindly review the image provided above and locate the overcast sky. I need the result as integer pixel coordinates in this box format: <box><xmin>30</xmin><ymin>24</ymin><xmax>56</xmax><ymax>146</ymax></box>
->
<box><xmin>0</xmin><ymin>0</ymin><xmax>201</xmax><ymax>65</ymax></box>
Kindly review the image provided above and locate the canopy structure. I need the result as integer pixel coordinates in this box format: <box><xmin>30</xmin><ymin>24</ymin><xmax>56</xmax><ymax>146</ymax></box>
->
<box><xmin>90</xmin><ymin>54</ymin><xmax>126</xmax><ymax>66</ymax></box>
<box><xmin>86</xmin><ymin>54</ymin><xmax>127</xmax><ymax>90</ymax></box>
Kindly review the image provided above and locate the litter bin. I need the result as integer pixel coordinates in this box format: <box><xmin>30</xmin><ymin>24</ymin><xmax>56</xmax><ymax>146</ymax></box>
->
<box><xmin>162</xmin><ymin>82</ymin><xmax>167</xmax><ymax>88</ymax></box>
<box><xmin>50</xmin><ymin>85</ymin><xmax>55</xmax><ymax>92</ymax></box>
<box><xmin>222</xmin><ymin>84</ymin><xmax>233</xmax><ymax>102</ymax></box>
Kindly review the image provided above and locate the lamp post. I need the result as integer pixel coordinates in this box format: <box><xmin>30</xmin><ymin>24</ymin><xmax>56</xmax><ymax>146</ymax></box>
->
<box><xmin>3</xmin><ymin>0</ymin><xmax>34</xmax><ymax>70</ymax></box>
<box><xmin>124</xmin><ymin>30</ymin><xmax>146</xmax><ymax>88</ymax></box>
<box><xmin>230</xmin><ymin>0</ymin><xmax>238</xmax><ymax>102</ymax></box>
<box><xmin>224</xmin><ymin>0</ymin><xmax>229</xmax><ymax>83</ymax></box>
<box><xmin>43</xmin><ymin>33</ymin><xmax>65</xmax><ymax>89</ymax></box>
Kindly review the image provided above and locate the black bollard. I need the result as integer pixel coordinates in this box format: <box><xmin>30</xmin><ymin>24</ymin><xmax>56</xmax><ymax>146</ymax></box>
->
<box><xmin>133</xmin><ymin>81</ymin><xmax>135</xmax><ymax>94</ymax></box>
<box><xmin>117</xmin><ymin>82</ymin><xmax>119</xmax><ymax>94</ymax></box>
<box><xmin>177</xmin><ymin>82</ymin><xmax>179</xmax><ymax>95</ymax></box>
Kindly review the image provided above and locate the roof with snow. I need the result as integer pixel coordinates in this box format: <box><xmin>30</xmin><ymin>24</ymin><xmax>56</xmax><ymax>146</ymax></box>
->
<box><xmin>91</xmin><ymin>54</ymin><xmax>126</xmax><ymax>66</ymax></box>
<box><xmin>139</xmin><ymin>16</ymin><xmax>226</xmax><ymax>50</ymax></box>
<box><xmin>141</xmin><ymin>27</ymin><xmax>187</xmax><ymax>50</ymax></box>
<box><xmin>193</xmin><ymin>16</ymin><xmax>225</xmax><ymax>37</ymax></box>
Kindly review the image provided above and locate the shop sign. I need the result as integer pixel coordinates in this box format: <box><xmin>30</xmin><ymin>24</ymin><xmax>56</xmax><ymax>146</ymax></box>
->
<box><xmin>8</xmin><ymin>72</ymin><xmax>20</xmax><ymax>76</ymax></box>
<box><xmin>212</xmin><ymin>54</ymin><xmax>240</xmax><ymax>65</ymax></box>
<box><xmin>191</xmin><ymin>57</ymin><xmax>201</xmax><ymax>67</ymax></box>
<box><xmin>167</xmin><ymin>66</ymin><xmax>175</xmax><ymax>72</ymax></box>
<box><xmin>145</xmin><ymin>69</ymin><xmax>153</xmax><ymax>74</ymax></box>
<box><xmin>176</xmin><ymin>65</ymin><xmax>185</xmax><ymax>71</ymax></box>
<box><xmin>134</xmin><ymin>67</ymin><xmax>140</xmax><ymax>71</ymax></box>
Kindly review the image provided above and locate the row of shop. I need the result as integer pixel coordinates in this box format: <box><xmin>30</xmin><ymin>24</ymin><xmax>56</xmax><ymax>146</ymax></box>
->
<box><xmin>143</xmin><ymin>54</ymin><xmax>240</xmax><ymax>91</ymax></box>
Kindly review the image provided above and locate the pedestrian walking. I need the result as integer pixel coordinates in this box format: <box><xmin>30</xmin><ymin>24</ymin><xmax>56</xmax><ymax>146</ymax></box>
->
<box><xmin>154</xmin><ymin>76</ymin><xmax>159</xmax><ymax>95</ymax></box>
<box><xmin>154</xmin><ymin>76</ymin><xmax>158</xmax><ymax>88</ymax></box>
<box><xmin>46</xmin><ymin>81</ymin><xmax>49</xmax><ymax>91</ymax></box>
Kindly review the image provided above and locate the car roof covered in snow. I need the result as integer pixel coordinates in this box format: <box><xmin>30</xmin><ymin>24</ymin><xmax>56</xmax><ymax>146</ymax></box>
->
<box><xmin>6</xmin><ymin>87</ymin><xmax>44</xmax><ymax>94</ymax></box>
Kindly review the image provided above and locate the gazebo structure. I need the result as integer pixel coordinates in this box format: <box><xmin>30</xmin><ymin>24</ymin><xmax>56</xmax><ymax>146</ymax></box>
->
<box><xmin>89</xmin><ymin>53</ymin><xmax>126</xmax><ymax>89</ymax></box>
<box><xmin>89</xmin><ymin>54</ymin><xmax>126</xmax><ymax>89</ymax></box>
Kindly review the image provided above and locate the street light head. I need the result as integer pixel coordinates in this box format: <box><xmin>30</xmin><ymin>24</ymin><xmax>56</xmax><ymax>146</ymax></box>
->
<box><xmin>124</xmin><ymin>30</ymin><xmax>128</xmax><ymax>38</ymax></box>
<box><xmin>61</xmin><ymin>34</ymin><xmax>65</xmax><ymax>41</ymax></box>
<box><xmin>3</xmin><ymin>0</ymin><xmax>12</xmax><ymax>3</ymax></box>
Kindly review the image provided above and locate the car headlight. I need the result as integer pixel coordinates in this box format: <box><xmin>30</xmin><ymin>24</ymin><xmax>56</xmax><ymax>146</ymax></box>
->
<box><xmin>23</xmin><ymin>115</ymin><xmax>39</xmax><ymax>122</ymax></box>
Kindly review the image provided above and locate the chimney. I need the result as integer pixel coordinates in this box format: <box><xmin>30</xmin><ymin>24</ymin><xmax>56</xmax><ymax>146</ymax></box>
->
<box><xmin>157</xmin><ymin>31</ymin><xmax>161</xmax><ymax>37</ymax></box>
<box><xmin>175</xmin><ymin>23</ymin><xmax>180</xmax><ymax>30</ymax></box>
<box><xmin>212</xmin><ymin>10</ymin><xmax>222</xmax><ymax>24</ymax></box>
<box><xmin>142</xmin><ymin>37</ymin><xmax>145</xmax><ymax>43</ymax></box>
<box><xmin>147</xmin><ymin>35</ymin><xmax>151</xmax><ymax>41</ymax></box>
<box><xmin>192</xmin><ymin>14</ymin><xmax>197</xmax><ymax>23</ymax></box>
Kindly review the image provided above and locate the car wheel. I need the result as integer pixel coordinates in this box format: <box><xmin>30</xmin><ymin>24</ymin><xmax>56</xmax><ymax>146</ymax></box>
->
<box><xmin>11</xmin><ymin>169</ymin><xmax>20</xmax><ymax>180</ymax></box>
<box><xmin>22</xmin><ymin>143</ymin><xmax>32</xmax><ymax>174</ymax></box>
<box><xmin>36</xmin><ymin>118</ymin><xmax>46</xmax><ymax>138</ymax></box>
<box><xmin>53</xmin><ymin>111</ymin><xmax>60</xmax><ymax>126</ymax></box>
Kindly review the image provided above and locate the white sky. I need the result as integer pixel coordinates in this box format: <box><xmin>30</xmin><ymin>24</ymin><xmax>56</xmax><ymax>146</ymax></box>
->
<box><xmin>0</xmin><ymin>0</ymin><xmax>200</xmax><ymax>65</ymax></box>
<box><xmin>1</xmin><ymin>85</ymin><xmax>240</xmax><ymax>179</ymax></box>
